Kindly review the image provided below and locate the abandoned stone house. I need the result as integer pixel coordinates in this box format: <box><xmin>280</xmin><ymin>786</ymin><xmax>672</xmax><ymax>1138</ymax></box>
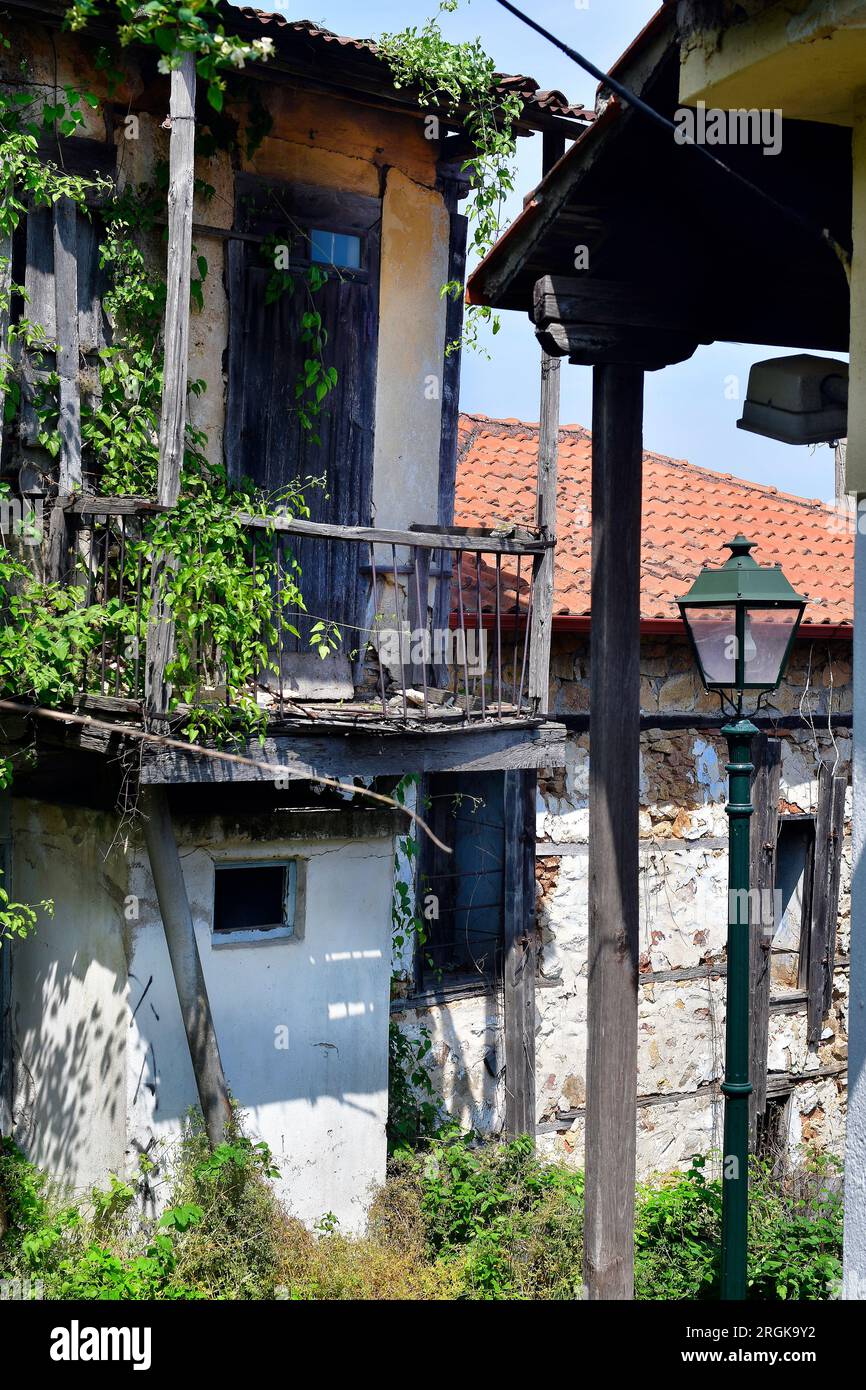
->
<box><xmin>0</xmin><ymin>7</ymin><xmax>582</xmax><ymax>1230</ymax></box>
<box><xmin>394</xmin><ymin>412</ymin><xmax>853</xmax><ymax>1176</ymax></box>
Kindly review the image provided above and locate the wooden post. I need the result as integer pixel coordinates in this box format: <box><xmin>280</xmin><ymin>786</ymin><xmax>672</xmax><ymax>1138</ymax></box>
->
<box><xmin>528</xmin><ymin>352</ymin><xmax>560</xmax><ymax>713</ymax></box>
<box><xmin>503</xmin><ymin>768</ymin><xmax>537</xmax><ymax>1137</ymax></box>
<box><xmin>432</xmin><ymin>174</ymin><xmax>468</xmax><ymax>687</ymax></box>
<box><xmin>158</xmin><ymin>52</ymin><xmax>196</xmax><ymax>508</ymax></box>
<box><xmin>146</xmin><ymin>51</ymin><xmax>196</xmax><ymax>721</ymax></box>
<box><xmin>748</xmin><ymin>734</ymin><xmax>781</xmax><ymax>1145</ymax></box>
<box><xmin>584</xmin><ymin>363</ymin><xmax>644</xmax><ymax>1301</ymax></box>
<box><xmin>141</xmin><ymin>786</ymin><xmax>231</xmax><ymax>1148</ymax></box>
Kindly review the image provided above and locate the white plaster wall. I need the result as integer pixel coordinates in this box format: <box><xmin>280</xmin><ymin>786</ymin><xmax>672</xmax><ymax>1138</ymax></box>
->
<box><xmin>127</xmin><ymin>827</ymin><xmax>395</xmax><ymax>1233</ymax></box>
<box><xmin>396</xmin><ymin>992</ymin><xmax>505</xmax><ymax>1135</ymax></box>
<box><xmin>9</xmin><ymin>801</ymin><xmax>130</xmax><ymax>1195</ymax></box>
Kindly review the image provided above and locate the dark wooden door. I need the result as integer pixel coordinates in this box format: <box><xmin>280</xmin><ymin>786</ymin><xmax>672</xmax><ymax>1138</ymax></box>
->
<box><xmin>226</xmin><ymin>180</ymin><xmax>380</xmax><ymax>686</ymax></box>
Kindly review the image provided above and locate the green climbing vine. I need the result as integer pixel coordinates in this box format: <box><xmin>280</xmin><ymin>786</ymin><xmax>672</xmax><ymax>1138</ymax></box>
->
<box><xmin>1</xmin><ymin>0</ymin><xmax>526</xmax><ymax>749</ymax></box>
<box><xmin>0</xmin><ymin>7</ymin><xmax>340</xmax><ymax>745</ymax></box>
<box><xmin>64</xmin><ymin>0</ymin><xmax>275</xmax><ymax>114</ymax></box>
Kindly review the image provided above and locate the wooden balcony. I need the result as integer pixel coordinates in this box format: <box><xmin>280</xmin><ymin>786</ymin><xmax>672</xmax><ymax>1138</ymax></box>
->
<box><xmin>2</xmin><ymin>498</ymin><xmax>567</xmax><ymax>784</ymax></box>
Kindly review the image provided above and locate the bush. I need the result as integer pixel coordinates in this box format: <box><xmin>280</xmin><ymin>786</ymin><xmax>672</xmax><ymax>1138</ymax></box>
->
<box><xmin>412</xmin><ymin>1131</ymin><xmax>585</xmax><ymax>1299</ymax></box>
<box><xmin>0</xmin><ymin>1127</ymin><xmax>844</xmax><ymax>1301</ymax></box>
<box><xmin>634</xmin><ymin>1152</ymin><xmax>843</xmax><ymax>1301</ymax></box>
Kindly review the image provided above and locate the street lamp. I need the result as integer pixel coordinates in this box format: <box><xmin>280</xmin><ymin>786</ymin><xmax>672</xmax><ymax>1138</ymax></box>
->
<box><xmin>677</xmin><ymin>536</ymin><xmax>806</xmax><ymax>1301</ymax></box>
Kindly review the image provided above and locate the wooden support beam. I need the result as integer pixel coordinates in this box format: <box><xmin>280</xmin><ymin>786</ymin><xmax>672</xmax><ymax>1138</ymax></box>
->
<box><xmin>147</xmin><ymin>52</ymin><xmax>196</xmax><ymax>722</ymax></box>
<box><xmin>503</xmin><ymin>769</ymin><xmax>537</xmax><ymax>1137</ymax></box>
<box><xmin>533</xmin><ymin>276</ymin><xmax>699</xmax><ymax>336</ymax></box>
<box><xmin>542</xmin><ymin>129</ymin><xmax>566</xmax><ymax>175</ymax></box>
<box><xmin>157</xmin><ymin>52</ymin><xmax>196</xmax><ymax>508</ymax></box>
<box><xmin>432</xmin><ymin>179</ymin><xmax>468</xmax><ymax>688</ymax></box>
<box><xmin>237</xmin><ymin>512</ymin><xmax>550</xmax><ymax>555</ymax></box>
<box><xmin>141</xmin><ymin>785</ymin><xmax>231</xmax><ymax>1148</ymax></box>
<box><xmin>533</xmin><ymin>276</ymin><xmax>704</xmax><ymax>370</ymax></box>
<box><xmin>528</xmin><ymin>353</ymin><xmax>560</xmax><ymax>713</ymax></box>
<box><xmin>584</xmin><ymin>362</ymin><xmax>644</xmax><ymax>1302</ymax></box>
<box><xmin>139</xmin><ymin>720</ymin><xmax>569</xmax><ymax>784</ymax></box>
<box><xmin>748</xmin><ymin>734</ymin><xmax>781</xmax><ymax>1146</ymax></box>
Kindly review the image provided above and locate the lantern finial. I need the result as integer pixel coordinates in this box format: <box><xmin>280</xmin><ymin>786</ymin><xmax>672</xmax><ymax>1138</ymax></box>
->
<box><xmin>724</xmin><ymin>535</ymin><xmax>756</xmax><ymax>562</ymax></box>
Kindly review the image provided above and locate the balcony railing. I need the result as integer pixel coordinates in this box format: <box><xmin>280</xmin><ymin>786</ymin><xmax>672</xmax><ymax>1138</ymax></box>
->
<box><xmin>11</xmin><ymin>499</ymin><xmax>552</xmax><ymax>729</ymax></box>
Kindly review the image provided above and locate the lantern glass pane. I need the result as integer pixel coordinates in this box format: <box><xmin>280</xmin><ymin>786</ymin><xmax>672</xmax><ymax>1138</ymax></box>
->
<box><xmin>682</xmin><ymin>605</ymin><xmax>737</xmax><ymax>685</ymax></box>
<box><xmin>743</xmin><ymin>607</ymin><xmax>800</xmax><ymax>687</ymax></box>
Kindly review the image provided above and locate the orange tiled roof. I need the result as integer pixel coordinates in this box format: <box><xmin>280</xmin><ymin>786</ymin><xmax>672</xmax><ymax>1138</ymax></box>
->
<box><xmin>454</xmin><ymin>413</ymin><xmax>853</xmax><ymax>631</ymax></box>
<box><xmin>233</xmin><ymin>12</ymin><xmax>593</xmax><ymax>121</ymax></box>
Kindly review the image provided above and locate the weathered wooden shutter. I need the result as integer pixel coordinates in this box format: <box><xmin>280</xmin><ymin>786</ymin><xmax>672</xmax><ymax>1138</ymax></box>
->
<box><xmin>10</xmin><ymin>140</ymin><xmax>112</xmax><ymax>472</ymax></box>
<box><xmin>807</xmin><ymin>762</ymin><xmax>847</xmax><ymax>1045</ymax></box>
<box><xmin>225</xmin><ymin>179</ymin><xmax>380</xmax><ymax>695</ymax></box>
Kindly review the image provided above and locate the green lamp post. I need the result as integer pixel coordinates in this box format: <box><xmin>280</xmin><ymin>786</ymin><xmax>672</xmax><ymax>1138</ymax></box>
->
<box><xmin>677</xmin><ymin>536</ymin><xmax>806</xmax><ymax>1301</ymax></box>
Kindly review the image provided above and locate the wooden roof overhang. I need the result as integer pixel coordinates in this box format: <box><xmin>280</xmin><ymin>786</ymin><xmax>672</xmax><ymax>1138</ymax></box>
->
<box><xmin>466</xmin><ymin>4</ymin><xmax>852</xmax><ymax>358</ymax></box>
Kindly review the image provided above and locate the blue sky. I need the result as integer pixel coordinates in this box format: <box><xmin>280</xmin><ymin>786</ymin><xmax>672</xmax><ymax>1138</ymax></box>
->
<box><xmin>275</xmin><ymin>1</ymin><xmax>842</xmax><ymax>502</ymax></box>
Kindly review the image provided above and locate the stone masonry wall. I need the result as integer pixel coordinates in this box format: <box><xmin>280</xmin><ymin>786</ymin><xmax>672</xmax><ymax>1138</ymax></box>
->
<box><xmin>397</xmin><ymin>634</ymin><xmax>852</xmax><ymax>1178</ymax></box>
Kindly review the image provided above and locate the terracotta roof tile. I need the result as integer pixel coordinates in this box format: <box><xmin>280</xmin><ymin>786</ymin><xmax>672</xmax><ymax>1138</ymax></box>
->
<box><xmin>454</xmin><ymin>413</ymin><xmax>852</xmax><ymax>631</ymax></box>
<box><xmin>233</xmin><ymin>11</ymin><xmax>593</xmax><ymax>120</ymax></box>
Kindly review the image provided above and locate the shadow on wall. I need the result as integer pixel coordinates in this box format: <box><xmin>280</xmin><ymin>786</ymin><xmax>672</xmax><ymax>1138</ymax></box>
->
<box><xmin>10</xmin><ymin>802</ymin><xmax>130</xmax><ymax>1194</ymax></box>
<box><xmin>126</xmin><ymin>836</ymin><xmax>395</xmax><ymax>1117</ymax></box>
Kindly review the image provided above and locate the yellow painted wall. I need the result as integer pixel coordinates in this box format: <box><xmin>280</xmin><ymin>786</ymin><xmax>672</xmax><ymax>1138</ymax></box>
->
<box><xmin>374</xmin><ymin>168</ymin><xmax>450</xmax><ymax>531</ymax></box>
<box><xmin>679</xmin><ymin>0</ymin><xmax>866</xmax><ymax>124</ymax></box>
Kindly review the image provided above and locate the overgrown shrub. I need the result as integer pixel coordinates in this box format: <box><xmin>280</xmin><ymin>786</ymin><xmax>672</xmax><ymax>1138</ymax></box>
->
<box><xmin>0</xmin><ymin>1127</ymin><xmax>844</xmax><ymax>1301</ymax></box>
<box><xmin>634</xmin><ymin>1151</ymin><xmax>843</xmax><ymax>1301</ymax></box>
<box><xmin>412</xmin><ymin>1131</ymin><xmax>585</xmax><ymax>1299</ymax></box>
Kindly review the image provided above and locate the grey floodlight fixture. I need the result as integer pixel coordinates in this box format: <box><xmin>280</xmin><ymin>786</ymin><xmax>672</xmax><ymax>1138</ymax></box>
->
<box><xmin>736</xmin><ymin>353</ymin><xmax>848</xmax><ymax>445</ymax></box>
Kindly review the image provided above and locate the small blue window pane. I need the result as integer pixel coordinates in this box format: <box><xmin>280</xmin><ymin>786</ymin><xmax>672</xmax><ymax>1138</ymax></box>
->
<box><xmin>310</xmin><ymin>229</ymin><xmax>361</xmax><ymax>269</ymax></box>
